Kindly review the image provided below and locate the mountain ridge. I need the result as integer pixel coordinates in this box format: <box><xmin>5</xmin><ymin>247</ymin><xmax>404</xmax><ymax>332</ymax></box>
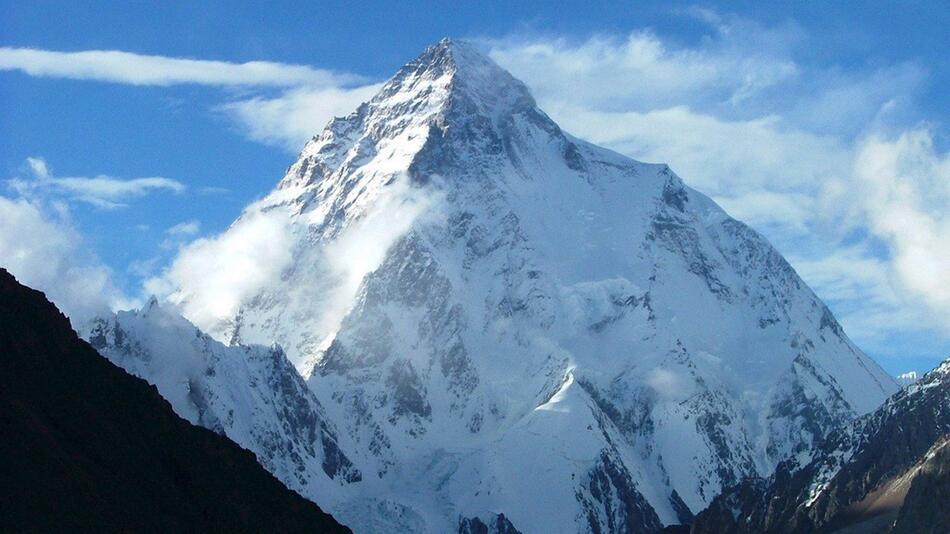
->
<box><xmin>683</xmin><ymin>356</ymin><xmax>950</xmax><ymax>533</ymax></box>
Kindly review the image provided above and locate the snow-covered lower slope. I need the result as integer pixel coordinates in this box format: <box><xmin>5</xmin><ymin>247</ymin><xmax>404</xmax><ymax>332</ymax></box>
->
<box><xmin>115</xmin><ymin>39</ymin><xmax>897</xmax><ymax>533</ymax></box>
<box><xmin>84</xmin><ymin>301</ymin><xmax>361</xmax><ymax>511</ymax></box>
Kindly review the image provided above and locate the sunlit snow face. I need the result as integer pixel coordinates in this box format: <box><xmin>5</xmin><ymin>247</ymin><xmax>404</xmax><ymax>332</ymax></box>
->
<box><xmin>149</xmin><ymin>171</ymin><xmax>445</xmax><ymax>350</ymax></box>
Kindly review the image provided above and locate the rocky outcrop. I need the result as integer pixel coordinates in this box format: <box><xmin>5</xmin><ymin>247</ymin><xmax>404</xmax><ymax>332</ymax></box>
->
<box><xmin>459</xmin><ymin>513</ymin><xmax>522</xmax><ymax>534</ymax></box>
<box><xmin>684</xmin><ymin>358</ymin><xmax>950</xmax><ymax>533</ymax></box>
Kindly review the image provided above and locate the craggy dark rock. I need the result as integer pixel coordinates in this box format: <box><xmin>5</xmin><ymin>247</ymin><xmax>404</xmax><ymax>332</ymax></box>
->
<box><xmin>683</xmin><ymin>357</ymin><xmax>950</xmax><ymax>534</ymax></box>
<box><xmin>890</xmin><ymin>439</ymin><xmax>950</xmax><ymax>533</ymax></box>
<box><xmin>458</xmin><ymin>513</ymin><xmax>522</xmax><ymax>534</ymax></box>
<box><xmin>577</xmin><ymin>451</ymin><xmax>664</xmax><ymax>534</ymax></box>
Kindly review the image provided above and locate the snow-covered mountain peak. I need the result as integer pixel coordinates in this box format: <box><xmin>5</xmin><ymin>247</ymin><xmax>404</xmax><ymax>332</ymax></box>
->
<box><xmin>906</xmin><ymin>355</ymin><xmax>950</xmax><ymax>395</ymax></box>
<box><xmin>276</xmin><ymin>38</ymin><xmax>559</xmax><ymax>197</ymax></box>
<box><xmin>140</xmin><ymin>40</ymin><xmax>899</xmax><ymax>532</ymax></box>
<box><xmin>393</xmin><ymin>38</ymin><xmax>532</xmax><ymax>105</ymax></box>
<box><xmin>374</xmin><ymin>38</ymin><xmax>537</xmax><ymax>127</ymax></box>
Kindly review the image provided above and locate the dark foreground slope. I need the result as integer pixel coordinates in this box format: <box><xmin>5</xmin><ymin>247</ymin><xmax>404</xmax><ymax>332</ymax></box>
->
<box><xmin>676</xmin><ymin>356</ymin><xmax>950</xmax><ymax>534</ymax></box>
<box><xmin>0</xmin><ymin>268</ymin><xmax>349</xmax><ymax>533</ymax></box>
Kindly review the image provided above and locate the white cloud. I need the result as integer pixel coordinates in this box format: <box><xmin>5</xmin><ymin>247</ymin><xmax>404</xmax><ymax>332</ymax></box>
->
<box><xmin>0</xmin><ymin>196</ymin><xmax>133</xmax><ymax>323</ymax></box>
<box><xmin>218</xmin><ymin>84</ymin><xmax>382</xmax><ymax>150</ymax></box>
<box><xmin>9</xmin><ymin>157</ymin><xmax>185</xmax><ymax>209</ymax></box>
<box><xmin>788</xmin><ymin>245</ymin><xmax>921</xmax><ymax>344</ymax></box>
<box><xmin>713</xmin><ymin>190</ymin><xmax>815</xmax><ymax>236</ymax></box>
<box><xmin>145</xmin><ymin>203</ymin><xmax>295</xmax><ymax>331</ymax></box>
<box><xmin>1</xmin><ymin>47</ymin><xmax>377</xmax><ymax>153</ymax></box>
<box><xmin>160</xmin><ymin>220</ymin><xmax>202</xmax><ymax>251</ymax></box>
<box><xmin>487</xmin><ymin>31</ymin><xmax>798</xmax><ymax>113</ymax></box>
<box><xmin>0</xmin><ymin>47</ymin><xmax>359</xmax><ymax>87</ymax></box>
<box><xmin>147</xmin><ymin>173</ymin><xmax>442</xmax><ymax>343</ymax></box>
<box><xmin>134</xmin><ymin>174</ymin><xmax>443</xmax><ymax>372</ymax></box>
<box><xmin>26</xmin><ymin>157</ymin><xmax>49</xmax><ymax>178</ymax></box>
<box><xmin>541</xmin><ymin>104</ymin><xmax>850</xmax><ymax>201</ymax></box>
<box><xmin>318</xmin><ymin>174</ymin><xmax>444</xmax><ymax>324</ymax></box>
<box><xmin>166</xmin><ymin>220</ymin><xmax>201</xmax><ymax>236</ymax></box>
<box><xmin>852</xmin><ymin>129</ymin><xmax>950</xmax><ymax>327</ymax></box>
<box><xmin>646</xmin><ymin>367</ymin><xmax>694</xmax><ymax>401</ymax></box>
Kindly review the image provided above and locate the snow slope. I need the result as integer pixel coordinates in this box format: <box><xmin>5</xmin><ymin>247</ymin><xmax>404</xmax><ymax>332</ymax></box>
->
<box><xmin>98</xmin><ymin>39</ymin><xmax>897</xmax><ymax>533</ymax></box>
<box><xmin>84</xmin><ymin>300</ymin><xmax>361</xmax><ymax>512</ymax></box>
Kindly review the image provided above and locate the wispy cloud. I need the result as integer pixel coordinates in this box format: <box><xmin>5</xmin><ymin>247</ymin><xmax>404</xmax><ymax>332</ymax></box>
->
<box><xmin>166</xmin><ymin>220</ymin><xmax>201</xmax><ymax>236</ymax></box>
<box><xmin>217</xmin><ymin>84</ymin><xmax>382</xmax><ymax>150</ymax></box>
<box><xmin>852</xmin><ymin>129</ymin><xmax>950</xmax><ymax>327</ymax></box>
<box><xmin>0</xmin><ymin>47</ymin><xmax>359</xmax><ymax>87</ymax></box>
<box><xmin>160</xmin><ymin>219</ymin><xmax>202</xmax><ymax>251</ymax></box>
<box><xmin>0</xmin><ymin>47</ymin><xmax>379</xmax><ymax>152</ymax></box>
<box><xmin>487</xmin><ymin>31</ymin><xmax>799</xmax><ymax>113</ymax></box>
<box><xmin>9</xmin><ymin>157</ymin><xmax>185</xmax><ymax>209</ymax></box>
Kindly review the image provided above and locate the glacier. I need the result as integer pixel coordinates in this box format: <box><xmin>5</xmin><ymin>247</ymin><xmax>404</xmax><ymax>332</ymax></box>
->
<box><xmin>88</xmin><ymin>39</ymin><xmax>898</xmax><ymax>533</ymax></box>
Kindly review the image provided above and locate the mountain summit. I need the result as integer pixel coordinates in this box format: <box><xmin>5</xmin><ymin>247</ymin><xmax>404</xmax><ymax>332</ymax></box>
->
<box><xmin>105</xmin><ymin>40</ymin><xmax>898</xmax><ymax>532</ymax></box>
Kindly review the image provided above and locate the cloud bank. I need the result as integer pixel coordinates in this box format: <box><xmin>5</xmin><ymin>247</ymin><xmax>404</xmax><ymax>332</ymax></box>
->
<box><xmin>0</xmin><ymin>196</ymin><xmax>132</xmax><ymax>323</ymax></box>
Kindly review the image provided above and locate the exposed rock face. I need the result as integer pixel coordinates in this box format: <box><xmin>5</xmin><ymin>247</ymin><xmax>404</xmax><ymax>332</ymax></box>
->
<box><xmin>891</xmin><ymin>438</ymin><xmax>950</xmax><ymax>533</ymax></box>
<box><xmin>0</xmin><ymin>269</ymin><xmax>349</xmax><ymax>533</ymax></box>
<box><xmin>101</xmin><ymin>39</ymin><xmax>897</xmax><ymax>532</ymax></box>
<box><xmin>459</xmin><ymin>513</ymin><xmax>522</xmax><ymax>534</ymax></box>
<box><xmin>685</xmin><ymin>358</ymin><xmax>950</xmax><ymax>533</ymax></box>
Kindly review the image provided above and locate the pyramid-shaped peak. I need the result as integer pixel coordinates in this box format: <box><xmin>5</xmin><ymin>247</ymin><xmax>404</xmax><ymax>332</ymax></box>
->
<box><xmin>380</xmin><ymin>38</ymin><xmax>535</xmax><ymax>113</ymax></box>
<box><xmin>284</xmin><ymin>38</ymin><xmax>548</xmax><ymax>191</ymax></box>
<box><xmin>412</xmin><ymin>38</ymin><xmax>501</xmax><ymax>73</ymax></box>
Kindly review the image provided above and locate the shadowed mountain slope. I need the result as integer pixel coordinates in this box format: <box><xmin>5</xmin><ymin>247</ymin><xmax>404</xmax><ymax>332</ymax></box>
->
<box><xmin>0</xmin><ymin>268</ymin><xmax>349</xmax><ymax>533</ymax></box>
<box><xmin>681</xmin><ymin>357</ymin><xmax>950</xmax><ymax>534</ymax></box>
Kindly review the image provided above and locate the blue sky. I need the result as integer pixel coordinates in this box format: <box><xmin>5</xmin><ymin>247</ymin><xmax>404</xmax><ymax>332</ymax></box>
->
<box><xmin>1</xmin><ymin>1</ymin><xmax>948</xmax><ymax>375</ymax></box>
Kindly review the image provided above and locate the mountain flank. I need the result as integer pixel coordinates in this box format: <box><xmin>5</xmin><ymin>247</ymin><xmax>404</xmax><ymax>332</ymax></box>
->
<box><xmin>0</xmin><ymin>268</ymin><xmax>349</xmax><ymax>533</ymax></box>
<box><xmin>679</xmin><ymin>356</ymin><xmax>950</xmax><ymax>533</ymax></box>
